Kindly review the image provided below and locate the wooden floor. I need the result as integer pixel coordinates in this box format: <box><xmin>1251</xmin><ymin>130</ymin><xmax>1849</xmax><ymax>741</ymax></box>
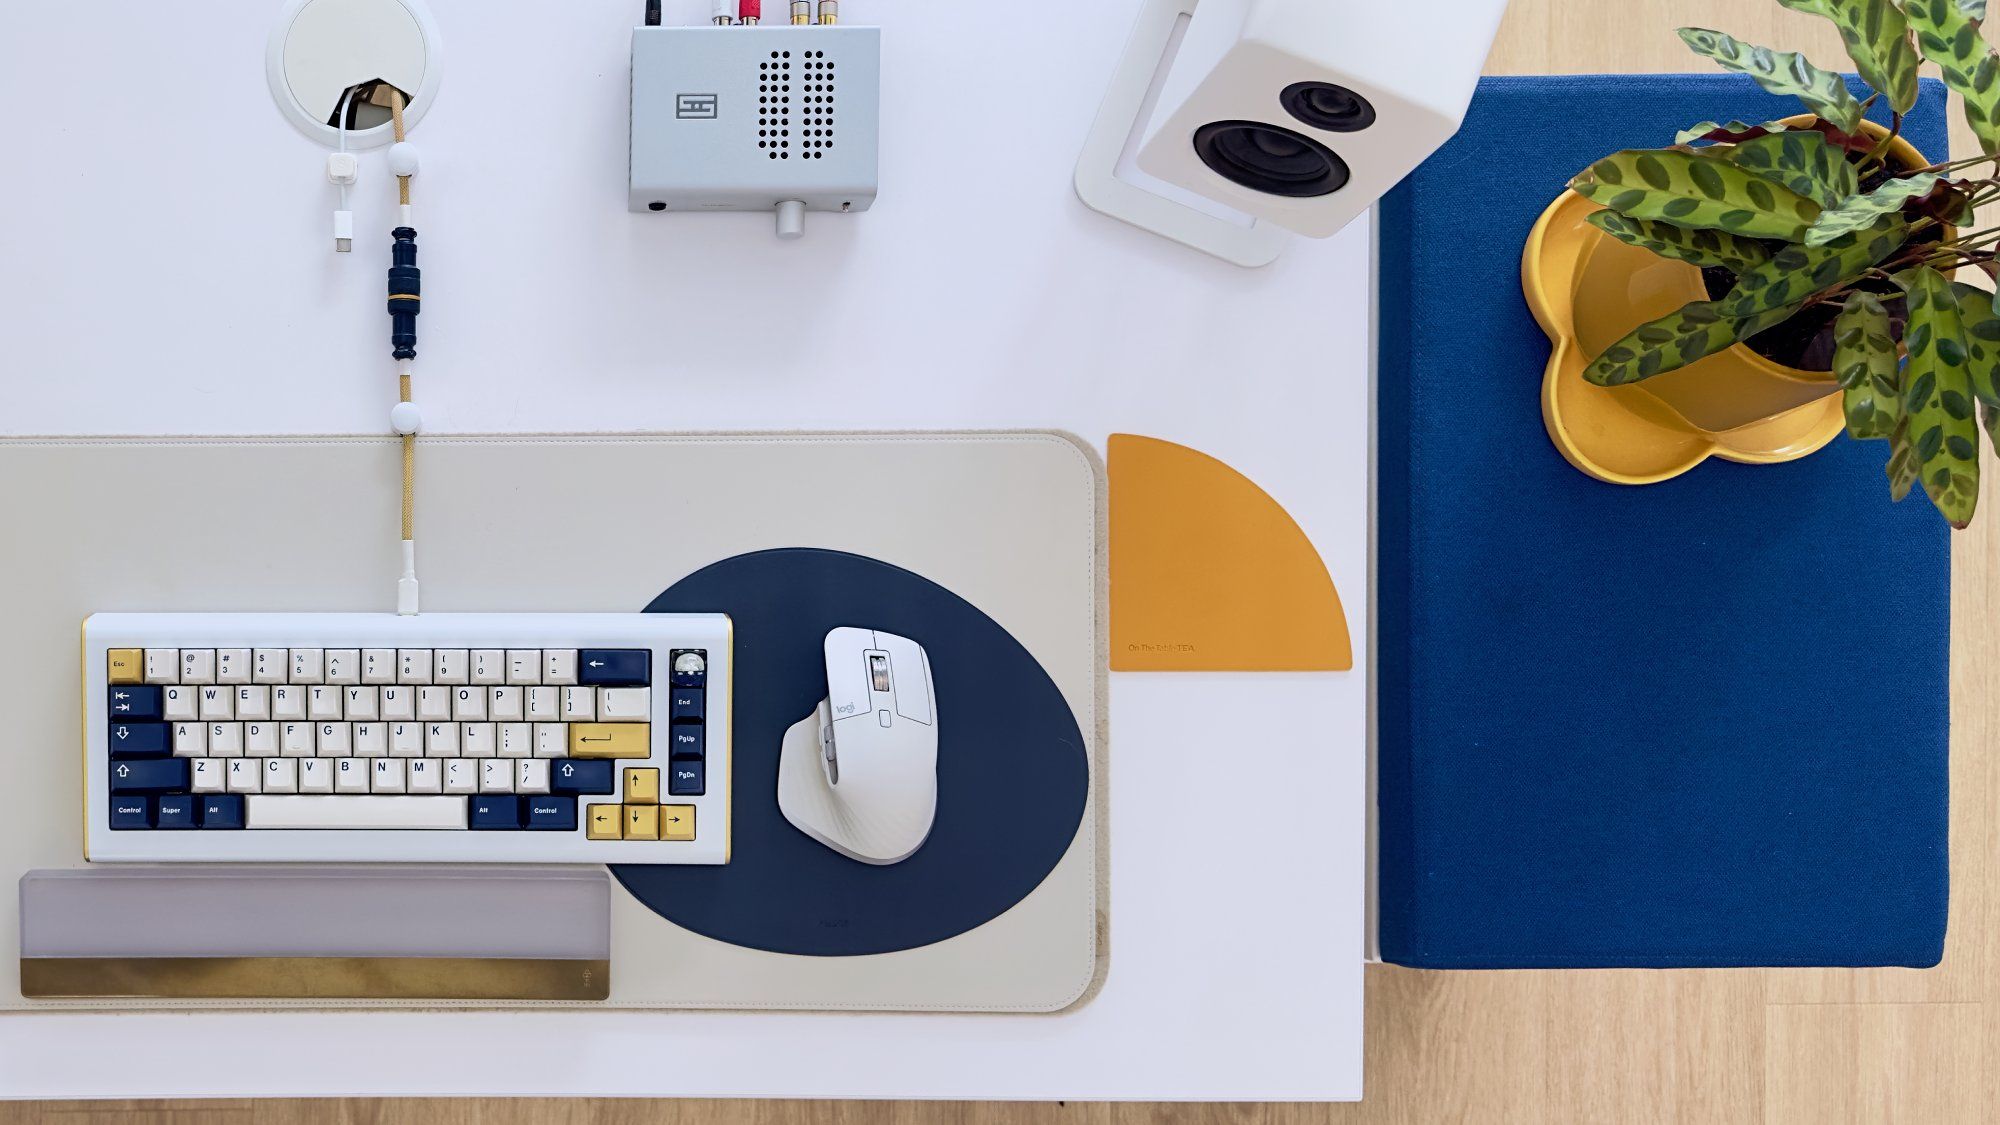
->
<box><xmin>11</xmin><ymin>3</ymin><xmax>1997</xmax><ymax>1122</ymax></box>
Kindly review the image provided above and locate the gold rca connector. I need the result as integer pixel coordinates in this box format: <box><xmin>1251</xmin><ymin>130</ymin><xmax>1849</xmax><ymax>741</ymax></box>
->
<box><xmin>791</xmin><ymin>1</ymin><xmax>810</xmax><ymax>23</ymax></box>
<box><xmin>817</xmin><ymin>0</ymin><xmax>837</xmax><ymax>23</ymax></box>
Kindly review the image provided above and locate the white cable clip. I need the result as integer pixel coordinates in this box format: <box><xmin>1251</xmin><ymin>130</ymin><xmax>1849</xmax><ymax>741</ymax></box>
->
<box><xmin>390</xmin><ymin>401</ymin><xmax>423</xmax><ymax>435</ymax></box>
<box><xmin>327</xmin><ymin>152</ymin><xmax>360</xmax><ymax>253</ymax></box>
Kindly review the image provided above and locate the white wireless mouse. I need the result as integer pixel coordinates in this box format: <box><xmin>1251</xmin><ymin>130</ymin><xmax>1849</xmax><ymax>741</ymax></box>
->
<box><xmin>777</xmin><ymin>626</ymin><xmax>939</xmax><ymax>865</ymax></box>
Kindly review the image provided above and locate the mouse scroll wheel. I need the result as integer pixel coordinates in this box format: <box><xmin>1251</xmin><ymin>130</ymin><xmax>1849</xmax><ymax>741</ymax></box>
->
<box><xmin>868</xmin><ymin>654</ymin><xmax>890</xmax><ymax>693</ymax></box>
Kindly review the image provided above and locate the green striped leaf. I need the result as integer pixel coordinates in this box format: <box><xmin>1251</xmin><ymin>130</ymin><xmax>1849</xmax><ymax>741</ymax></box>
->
<box><xmin>1585</xmin><ymin>210</ymin><xmax>1772</xmax><ymax>272</ymax></box>
<box><xmin>1569</xmin><ymin>148</ymin><xmax>1821</xmax><ymax>240</ymax></box>
<box><xmin>1953</xmin><ymin>282</ymin><xmax>2000</xmax><ymax>408</ymax></box>
<box><xmin>1722</xmin><ymin>129</ymin><xmax>1860</xmax><ymax>209</ymax></box>
<box><xmin>1826</xmin><ymin>0</ymin><xmax>1924</xmax><ymax>113</ymax></box>
<box><xmin>1804</xmin><ymin>172</ymin><xmax>1944</xmax><ymax>244</ymax></box>
<box><xmin>1899</xmin><ymin>265</ymin><xmax>1982</xmax><ymax>526</ymax></box>
<box><xmin>1887</xmin><ymin>416</ymin><xmax>1923</xmax><ymax>500</ymax></box>
<box><xmin>1835</xmin><ymin>292</ymin><xmax>1904</xmax><ymax>437</ymax></box>
<box><xmin>1582</xmin><ymin>298</ymin><xmax>1807</xmax><ymax>387</ymax></box>
<box><xmin>1677</xmin><ymin>27</ymin><xmax>1869</xmax><ymax>133</ymax></box>
<box><xmin>1676</xmin><ymin>119</ymin><xmax>1787</xmax><ymax>145</ymax></box>
<box><xmin>1714</xmin><ymin>215</ymin><xmax>1908</xmax><ymax>317</ymax></box>
<box><xmin>1907</xmin><ymin>0</ymin><xmax>2000</xmax><ymax>154</ymax></box>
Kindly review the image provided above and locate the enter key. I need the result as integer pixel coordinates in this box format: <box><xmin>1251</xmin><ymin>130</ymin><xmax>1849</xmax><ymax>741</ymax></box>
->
<box><xmin>568</xmin><ymin>723</ymin><xmax>650</xmax><ymax>759</ymax></box>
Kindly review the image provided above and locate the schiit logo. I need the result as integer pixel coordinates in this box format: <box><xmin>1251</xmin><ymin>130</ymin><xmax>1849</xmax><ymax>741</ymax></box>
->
<box><xmin>677</xmin><ymin>93</ymin><xmax>719</xmax><ymax>119</ymax></box>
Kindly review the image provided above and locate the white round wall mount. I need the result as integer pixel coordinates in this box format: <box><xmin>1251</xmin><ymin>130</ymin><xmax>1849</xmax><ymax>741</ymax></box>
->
<box><xmin>266</xmin><ymin>0</ymin><xmax>443</xmax><ymax>149</ymax></box>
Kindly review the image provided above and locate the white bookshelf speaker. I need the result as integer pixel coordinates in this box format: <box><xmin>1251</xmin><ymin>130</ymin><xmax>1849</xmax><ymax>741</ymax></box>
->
<box><xmin>1076</xmin><ymin>0</ymin><xmax>1509</xmax><ymax>267</ymax></box>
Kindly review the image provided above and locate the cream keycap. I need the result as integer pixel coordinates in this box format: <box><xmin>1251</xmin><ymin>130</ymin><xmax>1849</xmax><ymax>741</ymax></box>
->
<box><xmin>180</xmin><ymin>649</ymin><xmax>215</xmax><ymax>685</ymax></box>
<box><xmin>215</xmin><ymin>649</ymin><xmax>251</xmax><ymax>684</ymax></box>
<box><xmin>143</xmin><ymin>649</ymin><xmax>180</xmax><ymax>684</ymax></box>
<box><xmin>598</xmin><ymin>687</ymin><xmax>651</xmax><ymax>722</ymax></box>
<box><xmin>198</xmin><ymin>685</ymin><xmax>234</xmax><ymax>721</ymax></box>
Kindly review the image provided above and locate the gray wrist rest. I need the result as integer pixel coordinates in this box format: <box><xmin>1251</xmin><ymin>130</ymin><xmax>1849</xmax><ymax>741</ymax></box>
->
<box><xmin>19</xmin><ymin>867</ymin><xmax>610</xmax><ymax>1000</ymax></box>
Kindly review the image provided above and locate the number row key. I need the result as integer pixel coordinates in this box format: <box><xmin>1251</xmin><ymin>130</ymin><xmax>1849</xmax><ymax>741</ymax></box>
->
<box><xmin>135</xmin><ymin>648</ymin><xmax>588</xmax><ymax>686</ymax></box>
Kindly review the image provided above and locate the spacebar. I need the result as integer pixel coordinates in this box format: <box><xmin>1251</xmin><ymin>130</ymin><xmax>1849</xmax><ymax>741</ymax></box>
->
<box><xmin>246</xmin><ymin>796</ymin><xmax>468</xmax><ymax>830</ymax></box>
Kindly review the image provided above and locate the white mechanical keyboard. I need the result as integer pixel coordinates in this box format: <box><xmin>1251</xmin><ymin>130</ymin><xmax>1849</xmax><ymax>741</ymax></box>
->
<box><xmin>83</xmin><ymin>613</ymin><xmax>730</xmax><ymax>864</ymax></box>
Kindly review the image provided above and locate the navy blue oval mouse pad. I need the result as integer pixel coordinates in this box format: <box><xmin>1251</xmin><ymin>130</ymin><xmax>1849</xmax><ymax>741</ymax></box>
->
<box><xmin>614</xmin><ymin>548</ymin><xmax>1090</xmax><ymax>957</ymax></box>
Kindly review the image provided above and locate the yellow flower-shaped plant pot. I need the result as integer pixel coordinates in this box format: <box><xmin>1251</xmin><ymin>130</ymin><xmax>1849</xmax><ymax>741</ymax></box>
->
<box><xmin>1524</xmin><ymin>118</ymin><xmax>1937</xmax><ymax>485</ymax></box>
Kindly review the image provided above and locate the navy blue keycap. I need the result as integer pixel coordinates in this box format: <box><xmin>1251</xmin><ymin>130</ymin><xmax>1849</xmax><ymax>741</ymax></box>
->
<box><xmin>108</xmin><ymin>757</ymin><xmax>189</xmax><ymax>795</ymax></box>
<box><xmin>548</xmin><ymin>758</ymin><xmax>616</xmax><ymax>795</ymax></box>
<box><xmin>155</xmin><ymin>795</ymin><xmax>198</xmax><ymax>830</ymax></box>
<box><xmin>107</xmin><ymin>721</ymin><xmax>173</xmax><ymax>759</ymax></box>
<box><xmin>525</xmin><ymin>796</ymin><xmax>578</xmax><ymax>832</ymax></box>
<box><xmin>669</xmin><ymin>689</ymin><xmax>705</xmax><ymax>724</ymax></box>
<box><xmin>470</xmin><ymin>795</ymin><xmax>524</xmax><ymax>830</ymax></box>
<box><xmin>200</xmin><ymin>794</ymin><xmax>245</xmax><ymax>829</ymax></box>
<box><xmin>109</xmin><ymin>797</ymin><xmax>153</xmax><ymax>831</ymax></box>
<box><xmin>578</xmin><ymin>649</ymin><xmax>650</xmax><ymax>686</ymax></box>
<box><xmin>668</xmin><ymin>757</ymin><xmax>706</xmax><ymax>796</ymax></box>
<box><xmin>669</xmin><ymin>724</ymin><xmax>703</xmax><ymax>758</ymax></box>
<box><xmin>107</xmin><ymin>685</ymin><xmax>163</xmax><ymax>721</ymax></box>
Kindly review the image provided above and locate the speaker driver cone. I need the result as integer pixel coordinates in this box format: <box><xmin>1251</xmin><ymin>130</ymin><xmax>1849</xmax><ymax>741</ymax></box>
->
<box><xmin>1192</xmin><ymin>120</ymin><xmax>1349</xmax><ymax>198</ymax></box>
<box><xmin>1281</xmin><ymin>81</ymin><xmax>1377</xmax><ymax>132</ymax></box>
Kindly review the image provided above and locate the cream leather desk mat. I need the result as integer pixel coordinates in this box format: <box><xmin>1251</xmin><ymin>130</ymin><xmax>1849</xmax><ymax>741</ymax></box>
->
<box><xmin>0</xmin><ymin>432</ymin><xmax>1104</xmax><ymax>1014</ymax></box>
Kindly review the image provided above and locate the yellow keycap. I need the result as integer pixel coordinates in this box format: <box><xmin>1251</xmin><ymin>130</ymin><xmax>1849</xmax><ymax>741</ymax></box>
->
<box><xmin>569</xmin><ymin>722</ymin><xmax>650</xmax><ymax>759</ymax></box>
<box><xmin>623</xmin><ymin>767</ymin><xmax>660</xmax><ymax>805</ymax></box>
<box><xmin>625</xmin><ymin>804</ymin><xmax>661</xmax><ymax>841</ymax></box>
<box><xmin>586</xmin><ymin>804</ymin><xmax>623</xmax><ymax>841</ymax></box>
<box><xmin>660</xmin><ymin>805</ymin><xmax>696</xmax><ymax>842</ymax></box>
<box><xmin>107</xmin><ymin>649</ymin><xmax>144</xmax><ymax>685</ymax></box>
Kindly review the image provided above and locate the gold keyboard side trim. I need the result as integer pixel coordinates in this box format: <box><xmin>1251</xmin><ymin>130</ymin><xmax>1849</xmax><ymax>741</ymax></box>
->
<box><xmin>724</xmin><ymin>616</ymin><xmax>734</xmax><ymax>864</ymax></box>
<box><xmin>21</xmin><ymin>957</ymin><xmax>611</xmax><ymax>1002</ymax></box>
<box><xmin>77</xmin><ymin>618</ymin><xmax>89</xmax><ymax>862</ymax></box>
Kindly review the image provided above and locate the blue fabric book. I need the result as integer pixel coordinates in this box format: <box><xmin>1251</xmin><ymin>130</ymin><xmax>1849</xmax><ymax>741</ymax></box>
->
<box><xmin>1375</xmin><ymin>74</ymin><xmax>1952</xmax><ymax>969</ymax></box>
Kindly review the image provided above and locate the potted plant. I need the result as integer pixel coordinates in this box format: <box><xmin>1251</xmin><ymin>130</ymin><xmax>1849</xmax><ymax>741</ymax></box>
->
<box><xmin>1567</xmin><ymin>0</ymin><xmax>2000</xmax><ymax>527</ymax></box>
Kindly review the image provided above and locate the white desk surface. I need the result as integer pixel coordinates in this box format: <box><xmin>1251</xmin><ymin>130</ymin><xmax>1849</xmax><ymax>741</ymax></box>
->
<box><xmin>0</xmin><ymin>0</ymin><xmax>1369</xmax><ymax>1102</ymax></box>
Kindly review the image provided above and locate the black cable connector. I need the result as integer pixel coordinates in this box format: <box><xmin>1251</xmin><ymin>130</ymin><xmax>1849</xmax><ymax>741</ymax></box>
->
<box><xmin>645</xmin><ymin>0</ymin><xmax>662</xmax><ymax>26</ymax></box>
<box><xmin>388</xmin><ymin>226</ymin><xmax>421</xmax><ymax>360</ymax></box>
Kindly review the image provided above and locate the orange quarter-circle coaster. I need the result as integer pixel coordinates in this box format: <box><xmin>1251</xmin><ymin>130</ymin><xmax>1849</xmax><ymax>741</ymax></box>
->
<box><xmin>1108</xmin><ymin>434</ymin><xmax>1352</xmax><ymax>672</ymax></box>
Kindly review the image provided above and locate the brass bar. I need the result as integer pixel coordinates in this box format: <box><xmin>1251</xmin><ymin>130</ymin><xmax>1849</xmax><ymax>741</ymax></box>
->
<box><xmin>22</xmin><ymin>957</ymin><xmax>610</xmax><ymax>1002</ymax></box>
